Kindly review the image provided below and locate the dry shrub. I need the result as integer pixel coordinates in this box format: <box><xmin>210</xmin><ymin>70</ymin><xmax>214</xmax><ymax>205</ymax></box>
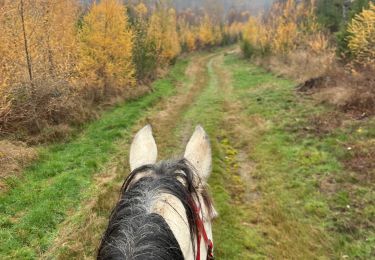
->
<box><xmin>300</xmin><ymin>65</ymin><xmax>375</xmax><ymax>116</ymax></box>
<box><xmin>255</xmin><ymin>48</ymin><xmax>336</xmax><ymax>82</ymax></box>
<box><xmin>339</xmin><ymin>67</ymin><xmax>375</xmax><ymax>116</ymax></box>
<box><xmin>0</xmin><ymin>140</ymin><xmax>37</xmax><ymax>189</ymax></box>
<box><xmin>0</xmin><ymin>80</ymin><xmax>92</xmax><ymax>142</ymax></box>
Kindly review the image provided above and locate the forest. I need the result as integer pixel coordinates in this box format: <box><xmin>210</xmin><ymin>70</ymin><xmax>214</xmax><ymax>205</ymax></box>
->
<box><xmin>0</xmin><ymin>0</ymin><xmax>245</xmax><ymax>140</ymax></box>
<box><xmin>0</xmin><ymin>0</ymin><xmax>374</xmax><ymax>259</ymax></box>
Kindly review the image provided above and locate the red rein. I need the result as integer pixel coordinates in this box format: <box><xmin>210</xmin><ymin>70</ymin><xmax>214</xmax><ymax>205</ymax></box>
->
<box><xmin>192</xmin><ymin>202</ymin><xmax>214</xmax><ymax>260</ymax></box>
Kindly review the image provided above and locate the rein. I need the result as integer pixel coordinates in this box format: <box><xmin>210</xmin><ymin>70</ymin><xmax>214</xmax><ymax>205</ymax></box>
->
<box><xmin>192</xmin><ymin>201</ymin><xmax>214</xmax><ymax>260</ymax></box>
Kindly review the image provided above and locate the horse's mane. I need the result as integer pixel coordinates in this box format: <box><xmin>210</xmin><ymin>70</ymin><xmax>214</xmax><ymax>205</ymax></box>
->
<box><xmin>97</xmin><ymin>158</ymin><xmax>213</xmax><ymax>260</ymax></box>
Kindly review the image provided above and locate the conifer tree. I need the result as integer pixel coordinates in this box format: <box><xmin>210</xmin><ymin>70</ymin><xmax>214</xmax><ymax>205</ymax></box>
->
<box><xmin>79</xmin><ymin>0</ymin><xmax>135</xmax><ymax>97</ymax></box>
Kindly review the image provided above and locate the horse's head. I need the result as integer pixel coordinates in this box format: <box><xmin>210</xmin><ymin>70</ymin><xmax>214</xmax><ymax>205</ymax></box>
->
<box><xmin>98</xmin><ymin>125</ymin><xmax>216</xmax><ymax>260</ymax></box>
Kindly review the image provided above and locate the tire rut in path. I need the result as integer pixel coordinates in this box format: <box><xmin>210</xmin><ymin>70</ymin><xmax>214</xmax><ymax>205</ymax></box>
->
<box><xmin>146</xmin><ymin>52</ymin><xmax>217</xmax><ymax>157</ymax></box>
<box><xmin>212</xmin><ymin>53</ymin><xmax>260</xmax><ymax>205</ymax></box>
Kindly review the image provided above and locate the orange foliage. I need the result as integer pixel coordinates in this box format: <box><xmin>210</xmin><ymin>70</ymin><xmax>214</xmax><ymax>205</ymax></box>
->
<box><xmin>147</xmin><ymin>7</ymin><xmax>181</xmax><ymax>64</ymax></box>
<box><xmin>242</xmin><ymin>0</ymin><xmax>330</xmax><ymax>56</ymax></box>
<box><xmin>79</xmin><ymin>0</ymin><xmax>135</xmax><ymax>96</ymax></box>
<box><xmin>198</xmin><ymin>15</ymin><xmax>215</xmax><ymax>47</ymax></box>
<box><xmin>0</xmin><ymin>0</ymin><xmax>78</xmax><ymax>93</ymax></box>
<box><xmin>178</xmin><ymin>20</ymin><xmax>197</xmax><ymax>51</ymax></box>
<box><xmin>347</xmin><ymin>3</ymin><xmax>375</xmax><ymax>66</ymax></box>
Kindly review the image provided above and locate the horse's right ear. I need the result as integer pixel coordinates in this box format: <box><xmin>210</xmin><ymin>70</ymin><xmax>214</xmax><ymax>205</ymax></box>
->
<box><xmin>184</xmin><ymin>125</ymin><xmax>212</xmax><ymax>183</ymax></box>
<box><xmin>129</xmin><ymin>125</ymin><xmax>158</xmax><ymax>171</ymax></box>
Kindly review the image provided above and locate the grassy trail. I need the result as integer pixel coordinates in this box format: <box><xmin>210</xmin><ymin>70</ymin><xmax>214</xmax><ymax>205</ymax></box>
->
<box><xmin>1</xmin><ymin>48</ymin><xmax>373</xmax><ymax>259</ymax></box>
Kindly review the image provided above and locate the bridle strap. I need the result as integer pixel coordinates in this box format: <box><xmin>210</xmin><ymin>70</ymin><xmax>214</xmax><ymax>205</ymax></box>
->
<box><xmin>193</xmin><ymin>202</ymin><xmax>214</xmax><ymax>260</ymax></box>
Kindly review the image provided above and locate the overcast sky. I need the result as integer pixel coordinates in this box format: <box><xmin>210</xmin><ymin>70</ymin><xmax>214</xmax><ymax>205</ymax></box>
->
<box><xmin>172</xmin><ymin>0</ymin><xmax>275</xmax><ymax>12</ymax></box>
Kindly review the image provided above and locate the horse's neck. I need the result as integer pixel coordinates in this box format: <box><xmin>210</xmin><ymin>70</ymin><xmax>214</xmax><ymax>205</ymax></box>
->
<box><xmin>152</xmin><ymin>193</ymin><xmax>194</xmax><ymax>258</ymax></box>
<box><xmin>151</xmin><ymin>193</ymin><xmax>211</xmax><ymax>260</ymax></box>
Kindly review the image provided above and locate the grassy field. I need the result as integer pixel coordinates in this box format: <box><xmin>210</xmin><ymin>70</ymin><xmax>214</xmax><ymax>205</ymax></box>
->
<box><xmin>1</xmin><ymin>49</ymin><xmax>373</xmax><ymax>259</ymax></box>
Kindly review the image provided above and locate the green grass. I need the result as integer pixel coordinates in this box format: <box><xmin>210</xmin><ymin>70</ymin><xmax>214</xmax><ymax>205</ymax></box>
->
<box><xmin>0</xmin><ymin>59</ymin><xmax>189</xmax><ymax>259</ymax></box>
<box><xmin>223</xmin><ymin>54</ymin><xmax>375</xmax><ymax>259</ymax></box>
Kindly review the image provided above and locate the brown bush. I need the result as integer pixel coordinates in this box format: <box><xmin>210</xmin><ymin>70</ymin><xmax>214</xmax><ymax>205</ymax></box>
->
<box><xmin>0</xmin><ymin>79</ymin><xmax>92</xmax><ymax>142</ymax></box>
<box><xmin>255</xmin><ymin>48</ymin><xmax>336</xmax><ymax>83</ymax></box>
<box><xmin>305</xmin><ymin>65</ymin><xmax>375</xmax><ymax>117</ymax></box>
<box><xmin>0</xmin><ymin>140</ymin><xmax>37</xmax><ymax>190</ymax></box>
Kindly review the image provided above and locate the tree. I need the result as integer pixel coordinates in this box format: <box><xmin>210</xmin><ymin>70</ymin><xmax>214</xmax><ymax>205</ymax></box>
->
<box><xmin>0</xmin><ymin>0</ymin><xmax>78</xmax><ymax>94</ymax></box>
<box><xmin>178</xmin><ymin>19</ymin><xmax>197</xmax><ymax>52</ymax></box>
<box><xmin>347</xmin><ymin>2</ymin><xmax>375</xmax><ymax>65</ymax></box>
<box><xmin>130</xmin><ymin>3</ymin><xmax>158</xmax><ymax>81</ymax></box>
<box><xmin>147</xmin><ymin>7</ymin><xmax>181</xmax><ymax>65</ymax></box>
<box><xmin>79</xmin><ymin>0</ymin><xmax>135</xmax><ymax>98</ymax></box>
<box><xmin>0</xmin><ymin>0</ymin><xmax>79</xmax><ymax>133</ymax></box>
<box><xmin>198</xmin><ymin>14</ymin><xmax>215</xmax><ymax>47</ymax></box>
<box><xmin>162</xmin><ymin>8</ymin><xmax>181</xmax><ymax>62</ymax></box>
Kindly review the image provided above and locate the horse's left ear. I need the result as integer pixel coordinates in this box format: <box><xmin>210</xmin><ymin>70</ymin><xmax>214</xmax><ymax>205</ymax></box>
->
<box><xmin>129</xmin><ymin>125</ymin><xmax>158</xmax><ymax>171</ymax></box>
<box><xmin>184</xmin><ymin>125</ymin><xmax>212</xmax><ymax>182</ymax></box>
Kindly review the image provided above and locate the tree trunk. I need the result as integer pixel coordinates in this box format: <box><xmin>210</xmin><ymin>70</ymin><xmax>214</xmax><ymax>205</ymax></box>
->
<box><xmin>343</xmin><ymin>0</ymin><xmax>351</xmax><ymax>23</ymax></box>
<box><xmin>19</xmin><ymin>0</ymin><xmax>33</xmax><ymax>84</ymax></box>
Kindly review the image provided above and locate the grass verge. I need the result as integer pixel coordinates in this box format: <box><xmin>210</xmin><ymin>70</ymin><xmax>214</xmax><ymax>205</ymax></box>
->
<box><xmin>224</xmin><ymin>53</ymin><xmax>374</xmax><ymax>259</ymax></box>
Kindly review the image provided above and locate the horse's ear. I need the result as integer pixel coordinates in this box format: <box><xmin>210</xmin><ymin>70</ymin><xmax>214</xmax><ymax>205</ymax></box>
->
<box><xmin>184</xmin><ymin>125</ymin><xmax>212</xmax><ymax>182</ymax></box>
<box><xmin>130</xmin><ymin>125</ymin><xmax>158</xmax><ymax>171</ymax></box>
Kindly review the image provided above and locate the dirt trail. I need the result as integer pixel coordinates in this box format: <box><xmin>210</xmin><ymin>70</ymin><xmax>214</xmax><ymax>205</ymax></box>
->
<box><xmin>147</xmin><ymin>53</ymin><xmax>216</xmax><ymax>156</ymax></box>
<box><xmin>212</xmin><ymin>53</ymin><xmax>260</xmax><ymax>204</ymax></box>
<box><xmin>44</xmin><ymin>51</ymin><xmax>225</xmax><ymax>259</ymax></box>
<box><xmin>45</xmin><ymin>47</ymin><xmax>261</xmax><ymax>259</ymax></box>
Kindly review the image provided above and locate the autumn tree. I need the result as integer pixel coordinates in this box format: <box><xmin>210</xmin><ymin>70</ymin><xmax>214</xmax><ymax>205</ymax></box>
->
<box><xmin>147</xmin><ymin>6</ymin><xmax>181</xmax><ymax>65</ymax></box>
<box><xmin>163</xmin><ymin>8</ymin><xmax>181</xmax><ymax>62</ymax></box>
<box><xmin>242</xmin><ymin>17</ymin><xmax>269</xmax><ymax>57</ymax></box>
<box><xmin>129</xmin><ymin>3</ymin><xmax>158</xmax><ymax>81</ymax></box>
<box><xmin>79</xmin><ymin>0</ymin><xmax>134</xmax><ymax>98</ymax></box>
<box><xmin>0</xmin><ymin>0</ymin><xmax>79</xmax><ymax>133</ymax></box>
<box><xmin>347</xmin><ymin>2</ymin><xmax>375</xmax><ymax>65</ymax></box>
<box><xmin>178</xmin><ymin>19</ymin><xmax>197</xmax><ymax>52</ymax></box>
<box><xmin>0</xmin><ymin>0</ymin><xmax>78</xmax><ymax>94</ymax></box>
<box><xmin>198</xmin><ymin>14</ymin><xmax>215</xmax><ymax>47</ymax></box>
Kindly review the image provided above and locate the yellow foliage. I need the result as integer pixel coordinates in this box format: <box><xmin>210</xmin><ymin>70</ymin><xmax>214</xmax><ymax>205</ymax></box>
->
<box><xmin>185</xmin><ymin>30</ymin><xmax>197</xmax><ymax>51</ymax></box>
<box><xmin>147</xmin><ymin>8</ymin><xmax>181</xmax><ymax>64</ymax></box>
<box><xmin>178</xmin><ymin>20</ymin><xmax>196</xmax><ymax>51</ymax></box>
<box><xmin>273</xmin><ymin>21</ymin><xmax>298</xmax><ymax>53</ymax></box>
<box><xmin>0</xmin><ymin>0</ymin><xmax>78</xmax><ymax>92</ymax></box>
<box><xmin>79</xmin><ymin>0</ymin><xmax>135</xmax><ymax>93</ymax></box>
<box><xmin>162</xmin><ymin>9</ymin><xmax>181</xmax><ymax>61</ymax></box>
<box><xmin>347</xmin><ymin>3</ymin><xmax>375</xmax><ymax>65</ymax></box>
<box><xmin>199</xmin><ymin>15</ymin><xmax>215</xmax><ymax>47</ymax></box>
<box><xmin>148</xmin><ymin>12</ymin><xmax>163</xmax><ymax>53</ymax></box>
<box><xmin>135</xmin><ymin>2</ymin><xmax>148</xmax><ymax>17</ymax></box>
<box><xmin>242</xmin><ymin>0</ymin><xmax>327</xmax><ymax>56</ymax></box>
<box><xmin>306</xmin><ymin>32</ymin><xmax>330</xmax><ymax>54</ymax></box>
<box><xmin>243</xmin><ymin>17</ymin><xmax>269</xmax><ymax>53</ymax></box>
